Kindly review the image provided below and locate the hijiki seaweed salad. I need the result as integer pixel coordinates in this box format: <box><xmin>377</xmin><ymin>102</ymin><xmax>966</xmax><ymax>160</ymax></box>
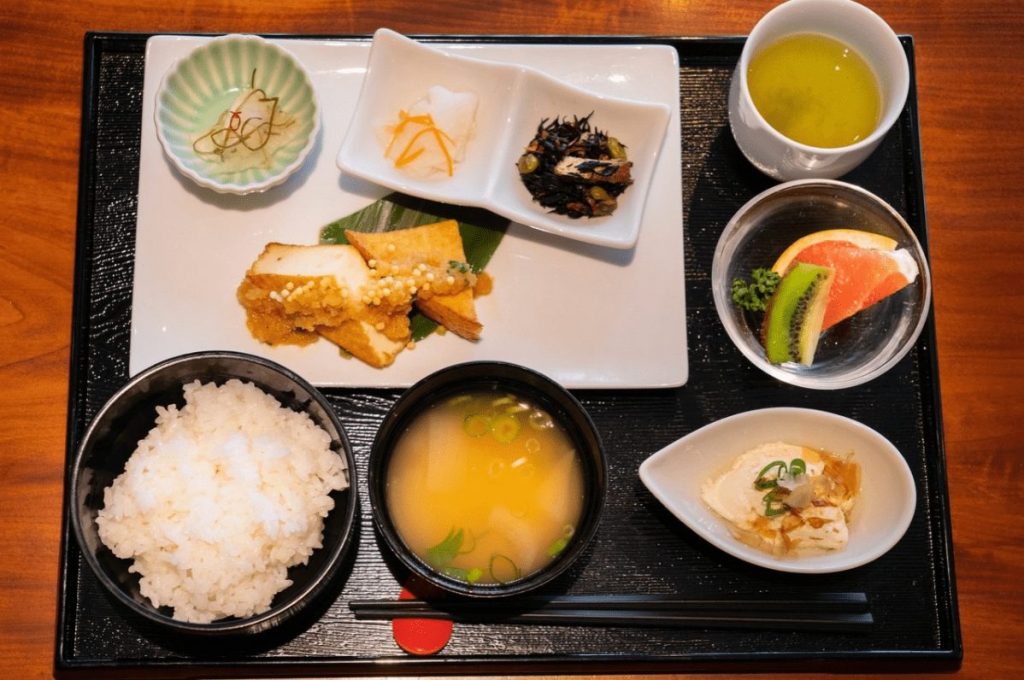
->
<box><xmin>517</xmin><ymin>113</ymin><xmax>633</xmax><ymax>219</ymax></box>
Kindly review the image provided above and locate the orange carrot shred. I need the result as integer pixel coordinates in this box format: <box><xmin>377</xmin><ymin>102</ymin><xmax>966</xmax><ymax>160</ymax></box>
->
<box><xmin>385</xmin><ymin>111</ymin><xmax>456</xmax><ymax>175</ymax></box>
<box><xmin>395</xmin><ymin>146</ymin><xmax>425</xmax><ymax>168</ymax></box>
<box><xmin>430</xmin><ymin>128</ymin><xmax>454</xmax><ymax>176</ymax></box>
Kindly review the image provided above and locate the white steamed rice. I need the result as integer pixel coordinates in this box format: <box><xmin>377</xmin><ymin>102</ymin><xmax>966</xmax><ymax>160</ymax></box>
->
<box><xmin>96</xmin><ymin>379</ymin><xmax>348</xmax><ymax>623</ymax></box>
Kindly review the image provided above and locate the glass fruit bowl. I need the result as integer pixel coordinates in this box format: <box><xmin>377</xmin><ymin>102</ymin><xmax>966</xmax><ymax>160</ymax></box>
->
<box><xmin>711</xmin><ymin>179</ymin><xmax>931</xmax><ymax>390</ymax></box>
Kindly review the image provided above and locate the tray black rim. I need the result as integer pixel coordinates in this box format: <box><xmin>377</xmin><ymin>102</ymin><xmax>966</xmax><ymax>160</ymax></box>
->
<box><xmin>55</xmin><ymin>30</ymin><xmax>962</xmax><ymax>673</ymax></box>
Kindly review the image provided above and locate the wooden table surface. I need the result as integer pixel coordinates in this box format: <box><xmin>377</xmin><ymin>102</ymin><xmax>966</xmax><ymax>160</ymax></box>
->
<box><xmin>2</xmin><ymin>0</ymin><xmax>1021</xmax><ymax>677</ymax></box>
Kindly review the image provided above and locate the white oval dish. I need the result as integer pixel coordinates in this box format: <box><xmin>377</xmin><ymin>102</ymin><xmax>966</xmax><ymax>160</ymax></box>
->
<box><xmin>337</xmin><ymin>29</ymin><xmax>672</xmax><ymax>250</ymax></box>
<box><xmin>638</xmin><ymin>407</ymin><xmax>916</xmax><ymax>573</ymax></box>
<box><xmin>155</xmin><ymin>34</ymin><xmax>320</xmax><ymax>195</ymax></box>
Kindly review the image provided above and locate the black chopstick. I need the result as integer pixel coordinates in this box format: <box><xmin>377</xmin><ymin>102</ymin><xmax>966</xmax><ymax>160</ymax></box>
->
<box><xmin>349</xmin><ymin>592</ymin><xmax>873</xmax><ymax>632</ymax></box>
<box><xmin>353</xmin><ymin>591</ymin><xmax>868</xmax><ymax>613</ymax></box>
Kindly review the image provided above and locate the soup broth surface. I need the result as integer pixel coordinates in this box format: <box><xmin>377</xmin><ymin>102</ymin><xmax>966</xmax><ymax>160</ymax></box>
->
<box><xmin>748</xmin><ymin>33</ymin><xmax>882</xmax><ymax>148</ymax></box>
<box><xmin>386</xmin><ymin>390</ymin><xmax>585</xmax><ymax>585</ymax></box>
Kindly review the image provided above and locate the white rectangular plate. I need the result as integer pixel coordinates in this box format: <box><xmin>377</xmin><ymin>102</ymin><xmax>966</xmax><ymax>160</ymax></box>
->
<box><xmin>132</xmin><ymin>35</ymin><xmax>687</xmax><ymax>389</ymax></box>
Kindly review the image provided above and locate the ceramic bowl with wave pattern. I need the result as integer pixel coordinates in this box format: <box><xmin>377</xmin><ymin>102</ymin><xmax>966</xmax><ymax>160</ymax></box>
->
<box><xmin>155</xmin><ymin>34</ymin><xmax>320</xmax><ymax>195</ymax></box>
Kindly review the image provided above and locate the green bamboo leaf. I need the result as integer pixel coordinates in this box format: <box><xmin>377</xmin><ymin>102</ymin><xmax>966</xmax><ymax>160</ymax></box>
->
<box><xmin>409</xmin><ymin>313</ymin><xmax>439</xmax><ymax>340</ymax></box>
<box><xmin>320</xmin><ymin>193</ymin><xmax>508</xmax><ymax>341</ymax></box>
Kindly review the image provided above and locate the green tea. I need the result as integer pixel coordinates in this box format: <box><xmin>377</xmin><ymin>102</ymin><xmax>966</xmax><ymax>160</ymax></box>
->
<box><xmin>748</xmin><ymin>33</ymin><xmax>882</xmax><ymax>148</ymax></box>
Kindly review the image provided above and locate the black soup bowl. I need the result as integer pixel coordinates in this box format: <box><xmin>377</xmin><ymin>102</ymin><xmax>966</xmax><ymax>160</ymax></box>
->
<box><xmin>368</xmin><ymin>361</ymin><xmax>607</xmax><ymax>598</ymax></box>
<box><xmin>69</xmin><ymin>351</ymin><xmax>359</xmax><ymax>636</ymax></box>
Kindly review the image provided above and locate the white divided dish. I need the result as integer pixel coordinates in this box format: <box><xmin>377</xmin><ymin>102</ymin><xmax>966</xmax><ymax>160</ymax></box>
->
<box><xmin>639</xmin><ymin>407</ymin><xmax>916</xmax><ymax>573</ymax></box>
<box><xmin>337</xmin><ymin>29</ymin><xmax>672</xmax><ymax>250</ymax></box>
<box><xmin>131</xmin><ymin>35</ymin><xmax>686</xmax><ymax>389</ymax></box>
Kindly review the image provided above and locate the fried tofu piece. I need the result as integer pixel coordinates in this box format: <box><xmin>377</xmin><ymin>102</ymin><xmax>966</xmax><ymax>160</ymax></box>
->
<box><xmin>238</xmin><ymin>219</ymin><xmax>489</xmax><ymax>368</ymax></box>
<box><xmin>249</xmin><ymin>242</ymin><xmax>371</xmax><ymax>283</ymax></box>
<box><xmin>317</xmin><ymin>319</ymin><xmax>408</xmax><ymax>369</ymax></box>
<box><xmin>237</xmin><ymin>243</ymin><xmax>410</xmax><ymax>368</ymax></box>
<box><xmin>344</xmin><ymin>220</ymin><xmax>483</xmax><ymax>341</ymax></box>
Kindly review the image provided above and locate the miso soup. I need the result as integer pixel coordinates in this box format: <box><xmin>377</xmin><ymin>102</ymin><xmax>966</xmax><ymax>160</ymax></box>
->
<box><xmin>386</xmin><ymin>390</ymin><xmax>585</xmax><ymax>585</ymax></box>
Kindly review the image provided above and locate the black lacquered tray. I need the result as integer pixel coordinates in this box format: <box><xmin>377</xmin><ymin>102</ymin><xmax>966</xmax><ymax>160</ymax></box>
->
<box><xmin>57</xmin><ymin>33</ymin><xmax>962</xmax><ymax>674</ymax></box>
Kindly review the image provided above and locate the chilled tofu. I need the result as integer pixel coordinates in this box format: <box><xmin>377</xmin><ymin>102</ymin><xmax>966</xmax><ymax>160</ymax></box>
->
<box><xmin>701</xmin><ymin>442</ymin><xmax>859</xmax><ymax>558</ymax></box>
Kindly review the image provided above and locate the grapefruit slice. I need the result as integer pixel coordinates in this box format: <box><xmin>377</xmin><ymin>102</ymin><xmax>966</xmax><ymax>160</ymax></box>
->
<box><xmin>771</xmin><ymin>229</ymin><xmax>919</xmax><ymax>330</ymax></box>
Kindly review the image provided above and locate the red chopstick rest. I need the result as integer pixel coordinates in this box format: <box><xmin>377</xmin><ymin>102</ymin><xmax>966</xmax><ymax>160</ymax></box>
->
<box><xmin>392</xmin><ymin>587</ymin><xmax>453</xmax><ymax>655</ymax></box>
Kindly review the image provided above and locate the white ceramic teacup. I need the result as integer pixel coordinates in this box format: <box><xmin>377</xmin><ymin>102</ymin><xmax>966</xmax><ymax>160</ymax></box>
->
<box><xmin>728</xmin><ymin>0</ymin><xmax>910</xmax><ymax>181</ymax></box>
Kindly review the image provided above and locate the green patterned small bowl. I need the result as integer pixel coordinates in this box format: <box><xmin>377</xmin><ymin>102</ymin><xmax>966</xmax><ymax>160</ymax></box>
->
<box><xmin>155</xmin><ymin>34</ymin><xmax>320</xmax><ymax>195</ymax></box>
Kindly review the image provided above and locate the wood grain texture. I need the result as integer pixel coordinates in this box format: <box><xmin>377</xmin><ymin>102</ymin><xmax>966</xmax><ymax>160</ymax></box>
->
<box><xmin>1</xmin><ymin>1</ymin><xmax>1022</xmax><ymax>678</ymax></box>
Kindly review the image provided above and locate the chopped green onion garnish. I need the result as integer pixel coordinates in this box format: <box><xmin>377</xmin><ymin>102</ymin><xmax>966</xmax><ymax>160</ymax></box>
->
<box><xmin>762</xmin><ymin>490</ymin><xmax>787</xmax><ymax>516</ymax></box>
<box><xmin>491</xmin><ymin>413</ymin><xmax>521</xmax><ymax>443</ymax></box>
<box><xmin>754</xmin><ymin>460</ymin><xmax>787</xmax><ymax>489</ymax></box>
<box><xmin>527</xmin><ymin>409</ymin><xmax>554</xmax><ymax>430</ymax></box>
<box><xmin>463</xmin><ymin>413</ymin><xmax>491</xmax><ymax>437</ymax></box>
<box><xmin>489</xmin><ymin>554</ymin><xmax>521</xmax><ymax>583</ymax></box>
<box><xmin>428</xmin><ymin>528</ymin><xmax>464</xmax><ymax>568</ymax></box>
<box><xmin>546</xmin><ymin>535</ymin><xmax>570</xmax><ymax>558</ymax></box>
<box><xmin>442</xmin><ymin>565</ymin><xmax>469</xmax><ymax>580</ymax></box>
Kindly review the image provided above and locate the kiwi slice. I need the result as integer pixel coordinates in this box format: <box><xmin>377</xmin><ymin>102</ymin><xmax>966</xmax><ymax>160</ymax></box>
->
<box><xmin>761</xmin><ymin>262</ymin><xmax>834</xmax><ymax>365</ymax></box>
